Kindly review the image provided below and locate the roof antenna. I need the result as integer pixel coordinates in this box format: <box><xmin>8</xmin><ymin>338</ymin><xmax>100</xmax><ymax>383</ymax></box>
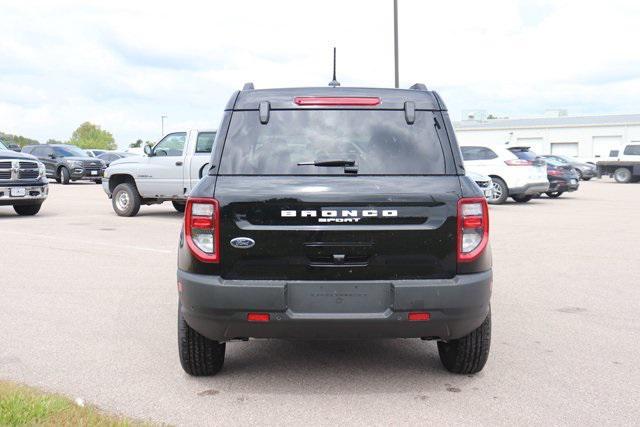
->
<box><xmin>328</xmin><ymin>47</ymin><xmax>340</xmax><ymax>87</ymax></box>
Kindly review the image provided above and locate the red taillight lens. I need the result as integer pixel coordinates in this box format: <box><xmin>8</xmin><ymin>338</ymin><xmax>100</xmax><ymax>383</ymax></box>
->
<box><xmin>457</xmin><ymin>197</ymin><xmax>489</xmax><ymax>263</ymax></box>
<box><xmin>247</xmin><ymin>312</ymin><xmax>270</xmax><ymax>322</ymax></box>
<box><xmin>504</xmin><ymin>159</ymin><xmax>533</xmax><ymax>166</ymax></box>
<box><xmin>408</xmin><ymin>312</ymin><xmax>431</xmax><ymax>321</ymax></box>
<box><xmin>185</xmin><ymin>198</ymin><xmax>219</xmax><ymax>263</ymax></box>
<box><xmin>294</xmin><ymin>96</ymin><xmax>381</xmax><ymax>106</ymax></box>
<box><xmin>548</xmin><ymin>169</ymin><xmax>562</xmax><ymax>176</ymax></box>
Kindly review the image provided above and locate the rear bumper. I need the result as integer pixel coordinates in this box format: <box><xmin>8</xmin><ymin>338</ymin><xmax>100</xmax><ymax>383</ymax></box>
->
<box><xmin>509</xmin><ymin>181</ymin><xmax>550</xmax><ymax>196</ymax></box>
<box><xmin>177</xmin><ymin>270</ymin><xmax>492</xmax><ymax>342</ymax></box>
<box><xmin>549</xmin><ymin>179</ymin><xmax>579</xmax><ymax>192</ymax></box>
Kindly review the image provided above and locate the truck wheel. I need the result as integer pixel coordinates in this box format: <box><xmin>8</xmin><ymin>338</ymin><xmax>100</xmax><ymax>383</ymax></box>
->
<box><xmin>178</xmin><ymin>303</ymin><xmax>226</xmax><ymax>376</ymax></box>
<box><xmin>172</xmin><ymin>201</ymin><xmax>186</xmax><ymax>213</ymax></box>
<box><xmin>95</xmin><ymin>179</ymin><xmax>102</xmax><ymax>184</ymax></box>
<box><xmin>614</xmin><ymin>167</ymin><xmax>632</xmax><ymax>183</ymax></box>
<box><xmin>488</xmin><ymin>177</ymin><xmax>508</xmax><ymax>205</ymax></box>
<box><xmin>546</xmin><ymin>191</ymin><xmax>564</xmax><ymax>198</ymax></box>
<box><xmin>438</xmin><ymin>309</ymin><xmax>491</xmax><ymax>374</ymax></box>
<box><xmin>575</xmin><ymin>169</ymin><xmax>583</xmax><ymax>180</ymax></box>
<box><xmin>112</xmin><ymin>183</ymin><xmax>141</xmax><ymax>217</ymax></box>
<box><xmin>14</xmin><ymin>204</ymin><xmax>42</xmax><ymax>216</ymax></box>
<box><xmin>59</xmin><ymin>167</ymin><xmax>70</xmax><ymax>185</ymax></box>
<box><xmin>511</xmin><ymin>195</ymin><xmax>532</xmax><ymax>203</ymax></box>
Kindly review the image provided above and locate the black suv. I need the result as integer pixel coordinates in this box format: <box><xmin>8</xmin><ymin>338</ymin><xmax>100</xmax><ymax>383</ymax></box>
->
<box><xmin>22</xmin><ymin>144</ymin><xmax>105</xmax><ymax>184</ymax></box>
<box><xmin>177</xmin><ymin>84</ymin><xmax>492</xmax><ymax>376</ymax></box>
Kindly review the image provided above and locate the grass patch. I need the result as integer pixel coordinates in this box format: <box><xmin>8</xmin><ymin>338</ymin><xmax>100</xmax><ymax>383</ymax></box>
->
<box><xmin>0</xmin><ymin>381</ymin><xmax>147</xmax><ymax>426</ymax></box>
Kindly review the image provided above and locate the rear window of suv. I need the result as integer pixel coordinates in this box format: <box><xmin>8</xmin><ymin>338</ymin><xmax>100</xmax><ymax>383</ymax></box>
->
<box><xmin>508</xmin><ymin>147</ymin><xmax>538</xmax><ymax>161</ymax></box>
<box><xmin>218</xmin><ymin>110</ymin><xmax>447</xmax><ymax>175</ymax></box>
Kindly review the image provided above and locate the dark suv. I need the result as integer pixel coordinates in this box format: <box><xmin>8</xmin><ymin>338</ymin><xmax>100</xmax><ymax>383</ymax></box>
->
<box><xmin>22</xmin><ymin>144</ymin><xmax>105</xmax><ymax>184</ymax></box>
<box><xmin>177</xmin><ymin>84</ymin><xmax>492</xmax><ymax>376</ymax></box>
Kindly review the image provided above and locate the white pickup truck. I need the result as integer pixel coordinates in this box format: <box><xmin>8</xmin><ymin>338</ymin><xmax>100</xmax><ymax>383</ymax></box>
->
<box><xmin>103</xmin><ymin>129</ymin><xmax>216</xmax><ymax>216</ymax></box>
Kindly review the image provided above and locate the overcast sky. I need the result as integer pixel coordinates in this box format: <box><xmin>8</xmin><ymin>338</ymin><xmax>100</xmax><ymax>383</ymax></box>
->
<box><xmin>2</xmin><ymin>0</ymin><xmax>639</xmax><ymax>148</ymax></box>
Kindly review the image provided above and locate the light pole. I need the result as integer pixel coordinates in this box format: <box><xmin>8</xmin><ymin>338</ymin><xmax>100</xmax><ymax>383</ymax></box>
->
<box><xmin>394</xmin><ymin>0</ymin><xmax>399</xmax><ymax>88</ymax></box>
<box><xmin>161</xmin><ymin>115</ymin><xmax>167</xmax><ymax>137</ymax></box>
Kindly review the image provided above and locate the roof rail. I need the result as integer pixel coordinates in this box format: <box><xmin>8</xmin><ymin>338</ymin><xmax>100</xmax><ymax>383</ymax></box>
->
<box><xmin>409</xmin><ymin>83</ymin><xmax>428</xmax><ymax>91</ymax></box>
<box><xmin>242</xmin><ymin>82</ymin><xmax>255</xmax><ymax>91</ymax></box>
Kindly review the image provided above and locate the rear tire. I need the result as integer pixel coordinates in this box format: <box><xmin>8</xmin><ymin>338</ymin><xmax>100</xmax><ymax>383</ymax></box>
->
<box><xmin>488</xmin><ymin>177</ymin><xmax>508</xmax><ymax>205</ymax></box>
<box><xmin>575</xmin><ymin>169</ymin><xmax>583</xmax><ymax>180</ymax></box>
<box><xmin>582</xmin><ymin>177</ymin><xmax>592</xmax><ymax>181</ymax></box>
<box><xmin>13</xmin><ymin>204</ymin><xmax>42</xmax><ymax>216</ymax></box>
<box><xmin>511</xmin><ymin>195</ymin><xmax>532</xmax><ymax>203</ymax></box>
<box><xmin>59</xmin><ymin>167</ymin><xmax>70</xmax><ymax>185</ymax></box>
<box><xmin>111</xmin><ymin>183</ymin><xmax>141</xmax><ymax>217</ymax></box>
<box><xmin>546</xmin><ymin>191</ymin><xmax>564</xmax><ymax>198</ymax></box>
<box><xmin>438</xmin><ymin>309</ymin><xmax>491</xmax><ymax>374</ymax></box>
<box><xmin>614</xmin><ymin>167</ymin><xmax>632</xmax><ymax>183</ymax></box>
<box><xmin>172</xmin><ymin>201</ymin><xmax>186</xmax><ymax>213</ymax></box>
<box><xmin>178</xmin><ymin>303</ymin><xmax>226</xmax><ymax>376</ymax></box>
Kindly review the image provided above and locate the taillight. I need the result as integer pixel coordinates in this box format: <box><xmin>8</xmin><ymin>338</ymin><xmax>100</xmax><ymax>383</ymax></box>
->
<box><xmin>457</xmin><ymin>197</ymin><xmax>489</xmax><ymax>263</ymax></box>
<box><xmin>294</xmin><ymin>96</ymin><xmax>381</xmax><ymax>106</ymax></box>
<box><xmin>185</xmin><ymin>198</ymin><xmax>220</xmax><ymax>263</ymax></box>
<box><xmin>504</xmin><ymin>159</ymin><xmax>533</xmax><ymax>166</ymax></box>
<box><xmin>548</xmin><ymin>168</ymin><xmax>562</xmax><ymax>176</ymax></box>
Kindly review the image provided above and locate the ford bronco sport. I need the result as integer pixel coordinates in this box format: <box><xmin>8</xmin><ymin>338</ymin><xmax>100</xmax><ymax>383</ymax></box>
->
<box><xmin>177</xmin><ymin>83</ymin><xmax>492</xmax><ymax>376</ymax></box>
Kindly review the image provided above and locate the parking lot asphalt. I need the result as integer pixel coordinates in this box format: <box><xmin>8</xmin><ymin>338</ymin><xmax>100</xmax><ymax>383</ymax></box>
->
<box><xmin>1</xmin><ymin>180</ymin><xmax>639</xmax><ymax>426</ymax></box>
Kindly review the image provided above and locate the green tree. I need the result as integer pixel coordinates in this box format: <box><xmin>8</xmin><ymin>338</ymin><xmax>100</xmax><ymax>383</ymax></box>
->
<box><xmin>46</xmin><ymin>138</ymin><xmax>63</xmax><ymax>144</ymax></box>
<box><xmin>0</xmin><ymin>131</ymin><xmax>39</xmax><ymax>147</ymax></box>
<box><xmin>68</xmin><ymin>122</ymin><xmax>116</xmax><ymax>150</ymax></box>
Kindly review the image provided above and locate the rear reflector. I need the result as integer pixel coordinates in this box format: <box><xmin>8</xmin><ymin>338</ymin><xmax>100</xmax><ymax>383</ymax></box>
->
<box><xmin>408</xmin><ymin>312</ymin><xmax>431</xmax><ymax>321</ymax></box>
<box><xmin>247</xmin><ymin>313</ymin><xmax>270</xmax><ymax>322</ymax></box>
<box><xmin>294</xmin><ymin>96</ymin><xmax>381</xmax><ymax>106</ymax></box>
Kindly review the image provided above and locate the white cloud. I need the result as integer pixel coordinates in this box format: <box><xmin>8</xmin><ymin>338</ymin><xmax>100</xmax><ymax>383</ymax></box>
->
<box><xmin>1</xmin><ymin>0</ymin><xmax>639</xmax><ymax>148</ymax></box>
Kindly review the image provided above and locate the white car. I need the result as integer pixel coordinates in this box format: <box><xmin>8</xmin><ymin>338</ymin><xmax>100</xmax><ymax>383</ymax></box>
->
<box><xmin>460</xmin><ymin>144</ymin><xmax>549</xmax><ymax>204</ymax></box>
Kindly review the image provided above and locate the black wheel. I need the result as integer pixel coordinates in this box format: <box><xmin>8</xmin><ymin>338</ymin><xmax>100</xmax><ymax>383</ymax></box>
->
<box><xmin>172</xmin><ymin>201</ymin><xmax>186</xmax><ymax>213</ymax></box>
<box><xmin>575</xmin><ymin>169</ymin><xmax>583</xmax><ymax>180</ymax></box>
<box><xmin>111</xmin><ymin>183</ymin><xmax>141</xmax><ymax>217</ymax></box>
<box><xmin>582</xmin><ymin>177</ymin><xmax>592</xmax><ymax>181</ymax></box>
<box><xmin>13</xmin><ymin>204</ymin><xmax>42</xmax><ymax>216</ymax></box>
<box><xmin>178</xmin><ymin>303</ymin><xmax>226</xmax><ymax>376</ymax></box>
<box><xmin>546</xmin><ymin>191</ymin><xmax>564</xmax><ymax>198</ymax></box>
<box><xmin>59</xmin><ymin>167</ymin><xmax>70</xmax><ymax>185</ymax></box>
<box><xmin>614</xmin><ymin>167</ymin><xmax>632</xmax><ymax>183</ymax></box>
<box><xmin>438</xmin><ymin>309</ymin><xmax>491</xmax><ymax>374</ymax></box>
<box><xmin>95</xmin><ymin>179</ymin><xmax>102</xmax><ymax>184</ymax></box>
<box><xmin>511</xmin><ymin>194</ymin><xmax>532</xmax><ymax>203</ymax></box>
<box><xmin>488</xmin><ymin>177</ymin><xmax>508</xmax><ymax>205</ymax></box>
<box><xmin>55</xmin><ymin>177</ymin><xmax>61</xmax><ymax>184</ymax></box>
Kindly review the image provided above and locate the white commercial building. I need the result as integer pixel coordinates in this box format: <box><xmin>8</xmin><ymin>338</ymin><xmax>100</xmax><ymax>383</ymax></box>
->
<box><xmin>453</xmin><ymin>114</ymin><xmax>640</xmax><ymax>161</ymax></box>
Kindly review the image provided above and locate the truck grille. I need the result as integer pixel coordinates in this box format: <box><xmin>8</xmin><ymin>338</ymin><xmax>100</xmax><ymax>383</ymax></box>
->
<box><xmin>0</xmin><ymin>160</ymin><xmax>42</xmax><ymax>181</ymax></box>
<box><xmin>19</xmin><ymin>170</ymin><xmax>39</xmax><ymax>179</ymax></box>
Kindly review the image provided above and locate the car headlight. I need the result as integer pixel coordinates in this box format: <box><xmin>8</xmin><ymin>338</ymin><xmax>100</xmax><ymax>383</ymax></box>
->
<box><xmin>38</xmin><ymin>163</ymin><xmax>46</xmax><ymax>178</ymax></box>
<box><xmin>68</xmin><ymin>160</ymin><xmax>83</xmax><ymax>168</ymax></box>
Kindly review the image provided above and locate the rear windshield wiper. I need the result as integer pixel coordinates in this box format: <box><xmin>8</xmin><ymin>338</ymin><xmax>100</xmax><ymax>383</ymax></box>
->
<box><xmin>297</xmin><ymin>160</ymin><xmax>356</xmax><ymax>167</ymax></box>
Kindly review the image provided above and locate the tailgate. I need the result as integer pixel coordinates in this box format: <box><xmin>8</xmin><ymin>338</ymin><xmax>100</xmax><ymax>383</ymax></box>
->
<box><xmin>214</xmin><ymin>175</ymin><xmax>461</xmax><ymax>281</ymax></box>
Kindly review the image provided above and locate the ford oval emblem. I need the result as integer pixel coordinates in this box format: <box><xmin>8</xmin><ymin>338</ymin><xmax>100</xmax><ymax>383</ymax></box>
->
<box><xmin>230</xmin><ymin>237</ymin><xmax>255</xmax><ymax>249</ymax></box>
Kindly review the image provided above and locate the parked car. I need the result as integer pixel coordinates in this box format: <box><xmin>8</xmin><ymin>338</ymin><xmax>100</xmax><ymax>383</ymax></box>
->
<box><xmin>5</xmin><ymin>142</ymin><xmax>22</xmax><ymax>152</ymax></box>
<box><xmin>467</xmin><ymin>171</ymin><xmax>493</xmax><ymax>200</ymax></box>
<box><xmin>103</xmin><ymin>130</ymin><xmax>216</xmax><ymax>216</ymax></box>
<box><xmin>0</xmin><ymin>140</ymin><xmax>48</xmax><ymax>215</ymax></box>
<box><xmin>86</xmin><ymin>149</ymin><xmax>107</xmax><ymax>157</ymax></box>
<box><xmin>597</xmin><ymin>144</ymin><xmax>640</xmax><ymax>183</ymax></box>
<box><xmin>176</xmin><ymin>83</ymin><xmax>492</xmax><ymax>376</ymax></box>
<box><xmin>22</xmin><ymin>144</ymin><xmax>105</xmax><ymax>184</ymax></box>
<box><xmin>540</xmin><ymin>155</ymin><xmax>596</xmax><ymax>180</ymax></box>
<box><xmin>460</xmin><ymin>144</ymin><xmax>549</xmax><ymax>204</ymax></box>
<box><xmin>544</xmin><ymin>157</ymin><xmax>580</xmax><ymax>197</ymax></box>
<box><xmin>97</xmin><ymin>151</ymin><xmax>138</xmax><ymax>167</ymax></box>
